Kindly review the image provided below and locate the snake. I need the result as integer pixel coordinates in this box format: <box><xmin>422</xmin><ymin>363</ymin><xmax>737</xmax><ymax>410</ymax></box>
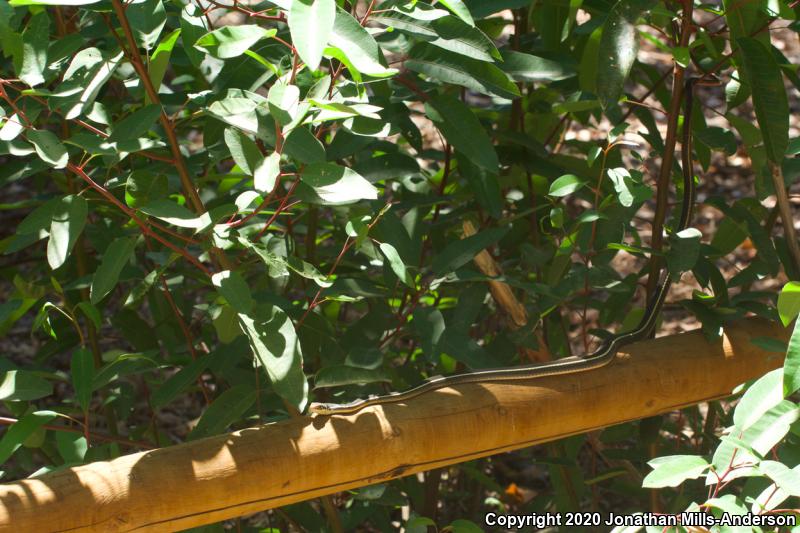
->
<box><xmin>309</xmin><ymin>78</ymin><xmax>700</xmax><ymax>416</ymax></box>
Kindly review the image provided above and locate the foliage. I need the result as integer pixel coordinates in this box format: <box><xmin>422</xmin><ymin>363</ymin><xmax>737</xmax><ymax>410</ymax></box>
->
<box><xmin>642</xmin><ymin>284</ymin><xmax>800</xmax><ymax>529</ymax></box>
<box><xmin>0</xmin><ymin>0</ymin><xmax>798</xmax><ymax>530</ymax></box>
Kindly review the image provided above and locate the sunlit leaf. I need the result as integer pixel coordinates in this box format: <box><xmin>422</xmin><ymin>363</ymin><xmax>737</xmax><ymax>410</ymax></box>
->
<box><xmin>195</xmin><ymin>25</ymin><xmax>276</xmax><ymax>59</ymax></box>
<box><xmin>0</xmin><ymin>370</ymin><xmax>52</xmax><ymax>401</ymax></box>
<box><xmin>238</xmin><ymin>305</ymin><xmax>308</xmax><ymax>411</ymax></box>
<box><xmin>407</xmin><ymin>43</ymin><xmax>519</xmax><ymax>100</ymax></box>
<box><xmin>777</xmin><ymin>281</ymin><xmax>800</xmax><ymax>326</ymax></box>
<box><xmin>300</xmin><ymin>162</ymin><xmax>377</xmax><ymax>205</ymax></box>
<box><xmin>47</xmin><ymin>195</ymin><xmax>87</xmax><ymax>269</ymax></box>
<box><xmin>548</xmin><ymin>174</ymin><xmax>585</xmax><ymax>197</ymax></box>
<box><xmin>212</xmin><ymin>270</ymin><xmax>254</xmax><ymax>314</ymax></box>
<box><xmin>379</xmin><ymin>242</ymin><xmax>414</xmax><ymax>288</ymax></box>
<box><xmin>19</xmin><ymin>12</ymin><xmax>49</xmax><ymax>87</ymax></box>
<box><xmin>642</xmin><ymin>455</ymin><xmax>709</xmax><ymax>488</ymax></box>
<box><xmin>289</xmin><ymin>0</ymin><xmax>335</xmax><ymax>71</ymax></box>
<box><xmin>0</xmin><ymin>411</ymin><xmax>57</xmax><ymax>465</ymax></box>
<box><xmin>27</xmin><ymin>129</ymin><xmax>68</xmax><ymax>169</ymax></box>
<box><xmin>597</xmin><ymin>0</ymin><xmax>658</xmax><ymax>108</ymax></box>
<box><xmin>733</xmin><ymin>368</ymin><xmax>783</xmax><ymax>430</ymax></box>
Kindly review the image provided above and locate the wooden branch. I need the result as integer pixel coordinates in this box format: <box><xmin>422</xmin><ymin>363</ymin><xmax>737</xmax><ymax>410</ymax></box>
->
<box><xmin>768</xmin><ymin>161</ymin><xmax>800</xmax><ymax>275</ymax></box>
<box><xmin>462</xmin><ymin>220</ymin><xmax>529</xmax><ymax>329</ymax></box>
<box><xmin>461</xmin><ymin>220</ymin><xmax>550</xmax><ymax>362</ymax></box>
<box><xmin>0</xmin><ymin>318</ymin><xmax>788</xmax><ymax>532</ymax></box>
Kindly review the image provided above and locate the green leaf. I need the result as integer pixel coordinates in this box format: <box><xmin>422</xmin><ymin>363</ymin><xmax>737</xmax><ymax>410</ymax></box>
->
<box><xmin>75</xmin><ymin>301</ymin><xmax>101</xmax><ymax>331</ymax></box>
<box><xmin>300</xmin><ymin>162</ymin><xmax>377</xmax><ymax>205</ymax></box>
<box><xmin>710</xmin><ymin>216</ymin><xmax>748</xmax><ymax>256</ymax></box>
<box><xmin>759</xmin><ymin>461</ymin><xmax>800</xmax><ymax>496</ymax></box>
<box><xmin>125</xmin><ymin>170</ymin><xmax>168</xmax><ymax>208</ymax></box>
<box><xmin>224</xmin><ymin>127</ymin><xmax>262</xmax><ymax>175</ymax></box>
<box><xmin>379</xmin><ymin>242</ymin><xmax>414</xmax><ymax>288</ymax></box>
<box><xmin>597</xmin><ymin>0</ymin><xmax>658</xmax><ymax>108</ymax></box>
<box><xmin>27</xmin><ymin>129</ymin><xmax>68</xmax><ymax>169</ymax></box>
<box><xmin>437</xmin><ymin>0</ymin><xmax>474</xmax><ymax>26</ymax></box>
<box><xmin>672</xmin><ymin>46</ymin><xmax>690</xmax><ymax>68</ymax></box>
<box><xmin>148</xmin><ymin>28</ymin><xmax>180</xmax><ymax>95</ymax></box>
<box><xmin>0</xmin><ymin>411</ymin><xmax>56</xmax><ymax>465</ymax></box>
<box><xmin>0</xmin><ymin>113</ymin><xmax>24</xmax><ymax>142</ymax></box>
<box><xmin>207</xmin><ymin>96</ymin><xmax>258</xmax><ymax>134</ymax></box>
<box><xmin>784</xmin><ymin>318</ymin><xmax>800</xmax><ymax>396</ymax></box>
<box><xmin>548</xmin><ymin>174</ymin><xmax>585</xmax><ymax>197</ymax></box>
<box><xmin>406</xmin><ymin>517</ymin><xmax>436</xmax><ymax>533</ymax></box>
<box><xmin>412</xmin><ymin>308</ymin><xmax>445</xmax><ymax>359</ymax></box>
<box><xmin>180</xmin><ymin>4</ymin><xmax>208</xmax><ymax>67</ymax></box>
<box><xmin>244</xmin><ymin>241</ymin><xmax>332</xmax><ymax>288</ymax></box>
<box><xmin>704</xmin><ymin>494</ymin><xmax>748</xmax><ymax>519</ymax></box>
<box><xmin>432</xmin><ymin>227</ymin><xmax>508</xmax><ymax>276</ymax></box>
<box><xmin>740</xmin><ymin>400</ymin><xmax>800</xmax><ymax>456</ymax></box>
<box><xmin>90</xmin><ymin>237</ymin><xmax>137</xmax><ymax>304</ymax></box>
<box><xmin>737</xmin><ymin>37</ymin><xmax>789</xmax><ymax>163</ymax></box>
<box><xmin>449</xmin><ymin>520</ymin><xmax>483</xmax><ymax>533</ymax></box>
<box><xmin>126</xmin><ymin>0</ymin><xmax>166</xmax><ymax>50</ymax></box>
<box><xmin>406</xmin><ymin>43</ymin><xmax>519</xmax><ymax>100</ymax></box>
<box><xmin>47</xmin><ymin>195</ymin><xmax>88</xmax><ymax>269</ymax></box>
<box><xmin>238</xmin><ymin>305</ymin><xmax>309</xmax><ymax>412</ymax></box>
<box><xmin>666</xmin><ymin>227</ymin><xmax>702</xmax><ymax>276</ymax></box>
<box><xmin>426</xmin><ymin>95</ymin><xmax>498</xmax><ymax>170</ymax></box>
<box><xmin>642</xmin><ymin>455</ymin><xmax>709</xmax><ymax>488</ymax></box>
<box><xmin>549</xmin><ymin>207</ymin><xmax>563</xmax><ymax>228</ymax></box>
<box><xmin>499</xmin><ymin>50</ymin><xmax>575</xmax><ymax>82</ymax></box>
<box><xmin>55</xmin><ymin>432</ymin><xmax>87</xmax><ymax>463</ymax></box>
<box><xmin>458</xmin><ymin>154</ymin><xmax>502</xmax><ymax>219</ymax></box>
<box><xmin>289</xmin><ymin>0</ymin><xmax>336</xmax><ymax>71</ymax></box>
<box><xmin>284</xmin><ymin>127</ymin><xmax>326</xmax><ymax>164</ymax></box>
<box><xmin>267</xmin><ymin>82</ymin><xmax>300</xmax><ymax>125</ymax></box>
<box><xmin>733</xmin><ymin>368</ymin><xmax>783</xmax><ymax>430</ymax></box>
<box><xmin>19</xmin><ymin>11</ymin><xmax>49</xmax><ymax>87</ymax></box>
<box><xmin>107</xmin><ymin>104</ymin><xmax>162</xmax><ymax>143</ymax></box>
<box><xmin>0</xmin><ymin>370</ymin><xmax>52</xmax><ymax>401</ymax></box>
<box><xmin>195</xmin><ymin>25</ymin><xmax>276</xmax><ymax>59</ymax></box>
<box><xmin>188</xmin><ymin>384</ymin><xmax>256</xmax><ymax>440</ymax></box>
<box><xmin>695</xmin><ymin>127</ymin><xmax>738</xmax><ymax>155</ymax></box>
<box><xmin>255</xmin><ymin>152</ymin><xmax>280</xmax><ymax>194</ymax></box>
<box><xmin>213</xmin><ymin>305</ymin><xmax>241</xmax><ymax>343</ymax></box>
<box><xmin>51</xmin><ymin>48</ymin><xmax>123</xmax><ymax>120</ymax></box>
<box><xmin>372</xmin><ymin>10</ymin><xmax>499</xmax><ymax>62</ymax></box>
<box><xmin>329</xmin><ymin>9</ymin><xmax>397</xmax><ymax>78</ymax></box>
<box><xmin>212</xmin><ymin>270</ymin><xmax>254</xmax><ymax>314</ymax></box>
<box><xmin>92</xmin><ymin>353</ymin><xmax>158</xmax><ymax>391</ymax></box>
<box><xmin>314</xmin><ymin>365</ymin><xmax>390</xmax><ymax>388</ymax></box>
<box><xmin>70</xmin><ymin>348</ymin><xmax>94</xmax><ymax>413</ymax></box>
<box><xmin>18</xmin><ymin>197</ymin><xmax>60</xmax><ymax>235</ymax></box>
<box><xmin>151</xmin><ymin>356</ymin><xmax>209</xmax><ymax>408</ymax></box>
<box><xmin>139</xmin><ymin>200</ymin><xmax>216</xmax><ymax>231</ymax></box>
<box><xmin>777</xmin><ymin>281</ymin><xmax>800</xmax><ymax>326</ymax></box>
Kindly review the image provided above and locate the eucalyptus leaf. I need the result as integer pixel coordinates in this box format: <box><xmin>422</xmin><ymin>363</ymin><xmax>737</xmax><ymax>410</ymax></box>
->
<box><xmin>238</xmin><ymin>305</ymin><xmax>308</xmax><ymax>412</ymax></box>
<box><xmin>289</xmin><ymin>0</ymin><xmax>335</xmax><ymax>71</ymax></box>
<box><xmin>47</xmin><ymin>195</ymin><xmax>87</xmax><ymax>270</ymax></box>
<box><xmin>91</xmin><ymin>237</ymin><xmax>137</xmax><ymax>304</ymax></box>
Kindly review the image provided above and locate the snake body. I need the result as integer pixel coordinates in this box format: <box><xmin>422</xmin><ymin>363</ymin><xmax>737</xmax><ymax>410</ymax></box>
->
<box><xmin>309</xmin><ymin>79</ymin><xmax>699</xmax><ymax>416</ymax></box>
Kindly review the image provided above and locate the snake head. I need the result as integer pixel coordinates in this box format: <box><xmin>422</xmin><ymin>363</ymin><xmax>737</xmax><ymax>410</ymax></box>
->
<box><xmin>308</xmin><ymin>402</ymin><xmax>336</xmax><ymax>415</ymax></box>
